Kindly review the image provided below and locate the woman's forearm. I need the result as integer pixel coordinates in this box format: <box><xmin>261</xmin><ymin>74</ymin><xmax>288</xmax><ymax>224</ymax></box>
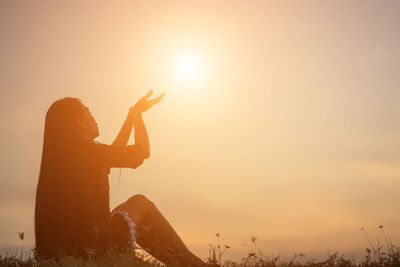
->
<box><xmin>112</xmin><ymin>113</ymin><xmax>134</xmax><ymax>147</ymax></box>
<box><xmin>133</xmin><ymin>113</ymin><xmax>150</xmax><ymax>158</ymax></box>
<box><xmin>128</xmin><ymin>90</ymin><xmax>164</xmax><ymax>157</ymax></box>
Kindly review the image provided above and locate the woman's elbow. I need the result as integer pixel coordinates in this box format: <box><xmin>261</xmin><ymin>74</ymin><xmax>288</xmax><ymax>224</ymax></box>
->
<box><xmin>131</xmin><ymin>157</ymin><xmax>145</xmax><ymax>169</ymax></box>
<box><xmin>136</xmin><ymin>145</ymin><xmax>149</xmax><ymax>159</ymax></box>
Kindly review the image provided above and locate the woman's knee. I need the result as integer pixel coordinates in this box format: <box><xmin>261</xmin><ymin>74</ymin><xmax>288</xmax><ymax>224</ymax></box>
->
<box><xmin>126</xmin><ymin>194</ymin><xmax>155</xmax><ymax>208</ymax></box>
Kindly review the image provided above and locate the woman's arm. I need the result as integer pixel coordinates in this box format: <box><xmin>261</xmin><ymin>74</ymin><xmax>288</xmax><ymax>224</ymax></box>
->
<box><xmin>111</xmin><ymin>113</ymin><xmax>134</xmax><ymax>147</ymax></box>
<box><xmin>104</xmin><ymin>91</ymin><xmax>164</xmax><ymax>169</ymax></box>
<box><xmin>132</xmin><ymin>113</ymin><xmax>150</xmax><ymax>158</ymax></box>
<box><xmin>112</xmin><ymin>91</ymin><xmax>164</xmax><ymax>149</ymax></box>
<box><xmin>130</xmin><ymin>90</ymin><xmax>165</xmax><ymax>159</ymax></box>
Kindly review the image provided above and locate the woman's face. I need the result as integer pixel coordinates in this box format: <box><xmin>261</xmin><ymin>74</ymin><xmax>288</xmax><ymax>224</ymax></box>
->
<box><xmin>78</xmin><ymin>105</ymin><xmax>99</xmax><ymax>140</ymax></box>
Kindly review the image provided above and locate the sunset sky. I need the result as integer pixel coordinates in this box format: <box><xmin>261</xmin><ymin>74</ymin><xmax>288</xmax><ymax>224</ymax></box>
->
<box><xmin>1</xmin><ymin>0</ymin><xmax>399</xmax><ymax>261</ymax></box>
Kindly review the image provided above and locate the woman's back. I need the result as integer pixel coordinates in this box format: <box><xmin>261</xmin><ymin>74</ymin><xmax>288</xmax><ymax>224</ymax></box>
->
<box><xmin>35</xmin><ymin>141</ymin><xmax>110</xmax><ymax>258</ymax></box>
<box><xmin>35</xmin><ymin>137</ymin><xmax>144</xmax><ymax>259</ymax></box>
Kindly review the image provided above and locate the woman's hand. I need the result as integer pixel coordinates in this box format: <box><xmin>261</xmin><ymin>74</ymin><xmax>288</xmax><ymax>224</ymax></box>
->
<box><xmin>130</xmin><ymin>90</ymin><xmax>165</xmax><ymax>117</ymax></box>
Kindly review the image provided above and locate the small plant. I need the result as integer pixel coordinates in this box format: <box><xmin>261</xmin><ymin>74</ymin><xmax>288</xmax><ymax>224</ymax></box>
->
<box><xmin>360</xmin><ymin>225</ymin><xmax>400</xmax><ymax>266</ymax></box>
<box><xmin>207</xmin><ymin>233</ymin><xmax>231</xmax><ymax>266</ymax></box>
<box><xmin>18</xmin><ymin>231</ymin><xmax>24</xmax><ymax>262</ymax></box>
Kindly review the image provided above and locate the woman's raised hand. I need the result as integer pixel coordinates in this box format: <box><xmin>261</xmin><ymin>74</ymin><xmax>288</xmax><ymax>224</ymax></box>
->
<box><xmin>130</xmin><ymin>90</ymin><xmax>165</xmax><ymax>116</ymax></box>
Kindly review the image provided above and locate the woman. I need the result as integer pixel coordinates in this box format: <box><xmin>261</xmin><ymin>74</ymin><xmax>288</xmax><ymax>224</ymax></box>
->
<box><xmin>35</xmin><ymin>91</ymin><xmax>206</xmax><ymax>266</ymax></box>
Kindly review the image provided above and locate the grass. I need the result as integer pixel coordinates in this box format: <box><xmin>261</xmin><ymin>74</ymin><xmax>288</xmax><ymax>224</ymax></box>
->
<box><xmin>1</xmin><ymin>227</ymin><xmax>399</xmax><ymax>267</ymax></box>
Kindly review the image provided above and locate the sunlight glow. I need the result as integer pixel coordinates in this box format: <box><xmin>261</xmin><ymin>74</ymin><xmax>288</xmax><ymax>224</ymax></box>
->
<box><xmin>173</xmin><ymin>52</ymin><xmax>204</xmax><ymax>83</ymax></box>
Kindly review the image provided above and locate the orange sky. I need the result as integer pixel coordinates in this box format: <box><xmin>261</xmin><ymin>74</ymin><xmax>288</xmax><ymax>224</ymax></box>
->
<box><xmin>1</xmin><ymin>0</ymin><xmax>400</xmax><ymax>262</ymax></box>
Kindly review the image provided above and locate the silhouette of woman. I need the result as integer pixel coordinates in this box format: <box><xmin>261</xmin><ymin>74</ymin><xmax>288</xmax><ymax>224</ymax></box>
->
<box><xmin>35</xmin><ymin>91</ymin><xmax>206</xmax><ymax>266</ymax></box>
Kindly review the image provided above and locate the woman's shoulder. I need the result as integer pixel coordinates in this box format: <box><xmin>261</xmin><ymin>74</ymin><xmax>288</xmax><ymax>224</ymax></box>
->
<box><xmin>93</xmin><ymin>140</ymin><xmax>108</xmax><ymax>148</ymax></box>
<box><xmin>90</xmin><ymin>141</ymin><xmax>132</xmax><ymax>158</ymax></box>
<box><xmin>92</xmin><ymin>141</ymin><xmax>140</xmax><ymax>153</ymax></box>
<box><xmin>80</xmin><ymin>140</ymin><xmax>110</xmax><ymax>159</ymax></box>
<box><xmin>90</xmin><ymin>141</ymin><xmax>144</xmax><ymax>169</ymax></box>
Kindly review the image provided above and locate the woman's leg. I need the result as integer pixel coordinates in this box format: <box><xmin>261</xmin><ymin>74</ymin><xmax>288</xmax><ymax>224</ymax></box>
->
<box><xmin>111</xmin><ymin>194</ymin><xmax>206</xmax><ymax>267</ymax></box>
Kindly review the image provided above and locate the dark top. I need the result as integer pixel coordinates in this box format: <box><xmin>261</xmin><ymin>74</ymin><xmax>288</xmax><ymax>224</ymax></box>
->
<box><xmin>76</xmin><ymin>141</ymin><xmax>144</xmax><ymax>250</ymax></box>
<box><xmin>35</xmin><ymin>140</ymin><xmax>144</xmax><ymax>258</ymax></box>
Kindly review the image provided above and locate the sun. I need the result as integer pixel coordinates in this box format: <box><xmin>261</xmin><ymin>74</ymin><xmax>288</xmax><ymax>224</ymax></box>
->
<box><xmin>173</xmin><ymin>52</ymin><xmax>204</xmax><ymax>83</ymax></box>
<box><xmin>179</xmin><ymin>57</ymin><xmax>197</xmax><ymax>77</ymax></box>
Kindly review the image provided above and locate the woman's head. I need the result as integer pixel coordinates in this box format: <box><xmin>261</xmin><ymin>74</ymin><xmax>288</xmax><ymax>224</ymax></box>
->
<box><xmin>44</xmin><ymin>97</ymin><xmax>99</xmax><ymax>143</ymax></box>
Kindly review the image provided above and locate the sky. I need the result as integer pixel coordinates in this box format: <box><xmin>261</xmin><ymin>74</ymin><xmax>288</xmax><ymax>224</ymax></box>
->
<box><xmin>1</xmin><ymin>0</ymin><xmax>399</xmax><ymax>262</ymax></box>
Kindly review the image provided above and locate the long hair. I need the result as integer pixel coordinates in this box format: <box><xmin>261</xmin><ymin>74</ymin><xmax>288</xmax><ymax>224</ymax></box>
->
<box><xmin>35</xmin><ymin>97</ymin><xmax>86</xmax><ymax>258</ymax></box>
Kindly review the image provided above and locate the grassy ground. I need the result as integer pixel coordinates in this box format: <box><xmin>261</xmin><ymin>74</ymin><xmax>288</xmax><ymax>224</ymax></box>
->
<box><xmin>1</xmin><ymin>232</ymin><xmax>399</xmax><ymax>267</ymax></box>
<box><xmin>1</xmin><ymin>243</ymin><xmax>399</xmax><ymax>267</ymax></box>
